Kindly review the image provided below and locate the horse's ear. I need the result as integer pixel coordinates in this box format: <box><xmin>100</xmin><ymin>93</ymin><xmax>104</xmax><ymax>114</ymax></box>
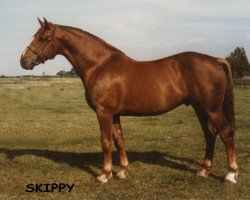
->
<box><xmin>43</xmin><ymin>17</ymin><xmax>51</xmax><ymax>29</ymax></box>
<box><xmin>38</xmin><ymin>17</ymin><xmax>43</xmax><ymax>26</ymax></box>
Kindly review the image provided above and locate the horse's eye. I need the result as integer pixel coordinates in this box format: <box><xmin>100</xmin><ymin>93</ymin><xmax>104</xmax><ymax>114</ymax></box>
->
<box><xmin>40</xmin><ymin>37</ymin><xmax>47</xmax><ymax>43</ymax></box>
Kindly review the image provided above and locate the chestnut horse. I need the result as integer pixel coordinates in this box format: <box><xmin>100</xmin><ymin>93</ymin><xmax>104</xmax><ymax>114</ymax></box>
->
<box><xmin>20</xmin><ymin>18</ymin><xmax>238</xmax><ymax>184</ymax></box>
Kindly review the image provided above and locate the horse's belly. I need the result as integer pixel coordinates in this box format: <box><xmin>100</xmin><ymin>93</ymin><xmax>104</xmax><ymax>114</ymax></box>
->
<box><xmin>122</xmin><ymin>88</ymin><xmax>184</xmax><ymax>116</ymax></box>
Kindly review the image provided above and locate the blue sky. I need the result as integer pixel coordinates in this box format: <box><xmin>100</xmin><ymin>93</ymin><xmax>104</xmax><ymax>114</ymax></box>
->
<box><xmin>0</xmin><ymin>0</ymin><xmax>250</xmax><ymax>76</ymax></box>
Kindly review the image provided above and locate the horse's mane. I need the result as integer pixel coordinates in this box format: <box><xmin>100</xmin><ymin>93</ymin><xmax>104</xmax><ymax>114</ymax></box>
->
<box><xmin>59</xmin><ymin>25</ymin><xmax>125</xmax><ymax>55</ymax></box>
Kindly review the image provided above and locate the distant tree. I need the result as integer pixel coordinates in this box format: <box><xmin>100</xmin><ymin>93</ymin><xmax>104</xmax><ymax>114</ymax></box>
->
<box><xmin>226</xmin><ymin>47</ymin><xmax>250</xmax><ymax>78</ymax></box>
<box><xmin>70</xmin><ymin>68</ymin><xmax>78</xmax><ymax>76</ymax></box>
<box><xmin>56</xmin><ymin>68</ymin><xmax>78</xmax><ymax>77</ymax></box>
<box><xmin>71</xmin><ymin>67</ymin><xmax>78</xmax><ymax>75</ymax></box>
<box><xmin>56</xmin><ymin>70</ymin><xmax>66</xmax><ymax>77</ymax></box>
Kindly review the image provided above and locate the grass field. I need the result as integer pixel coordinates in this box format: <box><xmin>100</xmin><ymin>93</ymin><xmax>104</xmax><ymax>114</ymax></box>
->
<box><xmin>0</xmin><ymin>77</ymin><xmax>249</xmax><ymax>200</ymax></box>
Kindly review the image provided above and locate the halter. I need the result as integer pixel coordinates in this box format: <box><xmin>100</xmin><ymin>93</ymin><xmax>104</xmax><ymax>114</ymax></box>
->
<box><xmin>27</xmin><ymin>27</ymin><xmax>56</xmax><ymax>65</ymax></box>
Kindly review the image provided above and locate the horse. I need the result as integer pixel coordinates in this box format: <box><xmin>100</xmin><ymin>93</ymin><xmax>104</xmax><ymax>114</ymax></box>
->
<box><xmin>20</xmin><ymin>18</ymin><xmax>238</xmax><ymax>184</ymax></box>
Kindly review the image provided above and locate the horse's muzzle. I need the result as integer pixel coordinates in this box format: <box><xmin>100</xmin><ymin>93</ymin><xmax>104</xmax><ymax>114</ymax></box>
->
<box><xmin>20</xmin><ymin>56</ymin><xmax>35</xmax><ymax>70</ymax></box>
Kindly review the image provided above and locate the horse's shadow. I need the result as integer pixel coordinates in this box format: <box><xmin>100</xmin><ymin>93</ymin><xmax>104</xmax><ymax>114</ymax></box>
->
<box><xmin>0</xmin><ymin>148</ymin><xmax>223</xmax><ymax>181</ymax></box>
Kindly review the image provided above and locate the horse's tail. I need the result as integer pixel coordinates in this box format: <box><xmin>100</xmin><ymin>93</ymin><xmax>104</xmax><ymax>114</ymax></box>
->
<box><xmin>217</xmin><ymin>58</ymin><xmax>235</xmax><ymax>131</ymax></box>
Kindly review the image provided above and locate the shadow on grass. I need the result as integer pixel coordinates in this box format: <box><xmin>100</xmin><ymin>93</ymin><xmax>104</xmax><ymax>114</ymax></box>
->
<box><xmin>0</xmin><ymin>148</ymin><xmax>223</xmax><ymax>181</ymax></box>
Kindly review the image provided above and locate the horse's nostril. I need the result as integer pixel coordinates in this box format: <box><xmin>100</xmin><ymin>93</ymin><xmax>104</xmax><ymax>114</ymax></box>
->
<box><xmin>21</xmin><ymin>59</ymin><xmax>27</xmax><ymax>68</ymax></box>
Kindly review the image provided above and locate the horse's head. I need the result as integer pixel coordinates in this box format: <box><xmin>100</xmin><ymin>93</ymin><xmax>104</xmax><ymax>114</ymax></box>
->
<box><xmin>20</xmin><ymin>18</ymin><xmax>57</xmax><ymax>70</ymax></box>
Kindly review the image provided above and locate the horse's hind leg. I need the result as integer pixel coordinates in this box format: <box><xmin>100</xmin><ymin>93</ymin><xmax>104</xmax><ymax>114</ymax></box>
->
<box><xmin>207</xmin><ymin>110</ymin><xmax>238</xmax><ymax>184</ymax></box>
<box><xmin>112</xmin><ymin>115</ymin><xmax>129</xmax><ymax>179</ymax></box>
<box><xmin>193</xmin><ymin>105</ymin><xmax>217</xmax><ymax>178</ymax></box>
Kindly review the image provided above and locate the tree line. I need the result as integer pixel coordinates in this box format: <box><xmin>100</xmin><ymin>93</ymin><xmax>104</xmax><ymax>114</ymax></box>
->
<box><xmin>56</xmin><ymin>47</ymin><xmax>250</xmax><ymax>79</ymax></box>
<box><xmin>226</xmin><ymin>47</ymin><xmax>250</xmax><ymax>78</ymax></box>
<box><xmin>56</xmin><ymin>68</ymin><xmax>78</xmax><ymax>77</ymax></box>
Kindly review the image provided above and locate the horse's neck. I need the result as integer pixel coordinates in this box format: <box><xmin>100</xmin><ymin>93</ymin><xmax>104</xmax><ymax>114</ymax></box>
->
<box><xmin>57</xmin><ymin>26</ymin><xmax>116</xmax><ymax>82</ymax></box>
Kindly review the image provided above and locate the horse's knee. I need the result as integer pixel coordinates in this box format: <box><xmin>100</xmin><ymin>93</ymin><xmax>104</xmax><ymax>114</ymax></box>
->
<box><xmin>101</xmin><ymin>137</ymin><xmax>112</xmax><ymax>152</ymax></box>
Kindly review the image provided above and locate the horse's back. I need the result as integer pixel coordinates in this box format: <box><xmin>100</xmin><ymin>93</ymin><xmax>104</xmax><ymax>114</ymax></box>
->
<box><xmin>120</xmin><ymin>52</ymin><xmax>226</xmax><ymax>114</ymax></box>
<box><xmin>90</xmin><ymin>52</ymin><xmax>227</xmax><ymax>115</ymax></box>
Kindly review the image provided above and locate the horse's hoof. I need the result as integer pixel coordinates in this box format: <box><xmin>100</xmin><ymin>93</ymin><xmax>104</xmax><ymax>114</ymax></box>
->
<box><xmin>224</xmin><ymin>172</ymin><xmax>237</xmax><ymax>184</ymax></box>
<box><xmin>116</xmin><ymin>169</ymin><xmax>126</xmax><ymax>179</ymax></box>
<box><xmin>196</xmin><ymin>168</ymin><xmax>209</xmax><ymax>178</ymax></box>
<box><xmin>97</xmin><ymin>172</ymin><xmax>113</xmax><ymax>183</ymax></box>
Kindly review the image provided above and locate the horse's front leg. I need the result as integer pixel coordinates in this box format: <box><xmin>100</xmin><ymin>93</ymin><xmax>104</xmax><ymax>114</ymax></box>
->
<box><xmin>96</xmin><ymin>108</ymin><xmax>113</xmax><ymax>183</ymax></box>
<box><xmin>112</xmin><ymin>115</ymin><xmax>129</xmax><ymax>179</ymax></box>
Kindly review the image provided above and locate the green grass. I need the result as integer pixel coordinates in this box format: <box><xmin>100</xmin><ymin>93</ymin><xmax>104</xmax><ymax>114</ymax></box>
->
<box><xmin>0</xmin><ymin>77</ymin><xmax>249</xmax><ymax>199</ymax></box>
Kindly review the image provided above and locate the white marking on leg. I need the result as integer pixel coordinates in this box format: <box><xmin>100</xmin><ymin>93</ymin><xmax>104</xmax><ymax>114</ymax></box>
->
<box><xmin>97</xmin><ymin>172</ymin><xmax>113</xmax><ymax>183</ymax></box>
<box><xmin>118</xmin><ymin>129</ymin><xmax>121</xmax><ymax>134</ymax></box>
<box><xmin>97</xmin><ymin>174</ymin><xmax>108</xmax><ymax>183</ymax></box>
<box><xmin>196</xmin><ymin>168</ymin><xmax>209</xmax><ymax>178</ymax></box>
<box><xmin>117</xmin><ymin>169</ymin><xmax>126</xmax><ymax>179</ymax></box>
<box><xmin>225</xmin><ymin>172</ymin><xmax>237</xmax><ymax>183</ymax></box>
